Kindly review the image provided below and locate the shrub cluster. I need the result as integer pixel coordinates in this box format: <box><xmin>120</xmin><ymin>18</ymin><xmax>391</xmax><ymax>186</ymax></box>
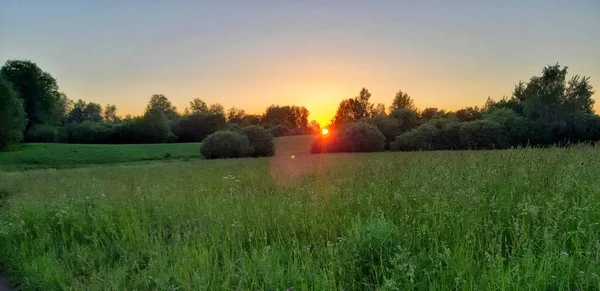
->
<box><xmin>200</xmin><ymin>126</ymin><xmax>275</xmax><ymax>159</ymax></box>
<box><xmin>311</xmin><ymin>121</ymin><xmax>386</xmax><ymax>154</ymax></box>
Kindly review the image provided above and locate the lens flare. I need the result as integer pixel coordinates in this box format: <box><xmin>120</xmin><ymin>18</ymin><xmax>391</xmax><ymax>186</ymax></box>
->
<box><xmin>322</xmin><ymin>128</ymin><xmax>329</xmax><ymax>135</ymax></box>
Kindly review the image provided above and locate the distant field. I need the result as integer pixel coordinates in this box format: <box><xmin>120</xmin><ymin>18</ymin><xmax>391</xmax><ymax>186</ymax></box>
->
<box><xmin>0</xmin><ymin>143</ymin><xmax>203</xmax><ymax>171</ymax></box>
<box><xmin>0</xmin><ymin>136</ymin><xmax>316</xmax><ymax>172</ymax></box>
<box><xmin>1</xmin><ymin>141</ymin><xmax>599</xmax><ymax>290</ymax></box>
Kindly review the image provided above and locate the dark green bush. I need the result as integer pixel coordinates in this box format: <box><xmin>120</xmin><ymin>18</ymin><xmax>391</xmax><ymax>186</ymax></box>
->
<box><xmin>341</xmin><ymin>122</ymin><xmax>386</xmax><ymax>152</ymax></box>
<box><xmin>61</xmin><ymin>121</ymin><xmax>114</xmax><ymax>144</ymax></box>
<box><xmin>25</xmin><ymin>124</ymin><xmax>57</xmax><ymax>143</ymax></box>
<box><xmin>311</xmin><ymin>122</ymin><xmax>385</xmax><ymax>154</ymax></box>
<box><xmin>391</xmin><ymin>123</ymin><xmax>438</xmax><ymax>151</ymax></box>
<box><xmin>269</xmin><ymin>125</ymin><xmax>295</xmax><ymax>137</ymax></box>
<box><xmin>200</xmin><ymin>131</ymin><xmax>251</xmax><ymax>159</ymax></box>
<box><xmin>242</xmin><ymin>125</ymin><xmax>275</xmax><ymax>157</ymax></box>
<box><xmin>485</xmin><ymin>108</ymin><xmax>531</xmax><ymax>146</ymax></box>
<box><xmin>0</xmin><ymin>78</ymin><xmax>25</xmax><ymax>151</ymax></box>
<box><xmin>459</xmin><ymin>120</ymin><xmax>507</xmax><ymax>149</ymax></box>
<box><xmin>371</xmin><ymin>115</ymin><xmax>401</xmax><ymax>149</ymax></box>
<box><xmin>176</xmin><ymin>112</ymin><xmax>227</xmax><ymax>142</ymax></box>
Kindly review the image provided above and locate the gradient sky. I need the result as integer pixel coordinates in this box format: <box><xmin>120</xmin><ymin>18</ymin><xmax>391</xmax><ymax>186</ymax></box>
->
<box><xmin>1</xmin><ymin>0</ymin><xmax>599</xmax><ymax>124</ymax></box>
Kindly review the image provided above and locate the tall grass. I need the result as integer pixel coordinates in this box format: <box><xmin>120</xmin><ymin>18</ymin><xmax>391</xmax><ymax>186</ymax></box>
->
<box><xmin>0</xmin><ymin>146</ymin><xmax>599</xmax><ymax>290</ymax></box>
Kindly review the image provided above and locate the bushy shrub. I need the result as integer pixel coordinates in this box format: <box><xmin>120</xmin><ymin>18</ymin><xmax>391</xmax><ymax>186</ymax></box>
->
<box><xmin>25</xmin><ymin>124</ymin><xmax>57</xmax><ymax>143</ymax></box>
<box><xmin>484</xmin><ymin>108</ymin><xmax>531</xmax><ymax>146</ymax></box>
<box><xmin>391</xmin><ymin>119</ymin><xmax>461</xmax><ymax>151</ymax></box>
<box><xmin>200</xmin><ymin>131</ymin><xmax>251</xmax><ymax>159</ymax></box>
<box><xmin>242</xmin><ymin>125</ymin><xmax>275</xmax><ymax>157</ymax></box>
<box><xmin>459</xmin><ymin>120</ymin><xmax>507</xmax><ymax>149</ymax></box>
<box><xmin>341</xmin><ymin>122</ymin><xmax>386</xmax><ymax>152</ymax></box>
<box><xmin>311</xmin><ymin>122</ymin><xmax>385</xmax><ymax>154</ymax></box>
<box><xmin>269</xmin><ymin>125</ymin><xmax>295</xmax><ymax>137</ymax></box>
<box><xmin>371</xmin><ymin>115</ymin><xmax>401</xmax><ymax>149</ymax></box>
<box><xmin>0</xmin><ymin>78</ymin><xmax>25</xmax><ymax>150</ymax></box>
<box><xmin>391</xmin><ymin>123</ymin><xmax>437</xmax><ymax>151</ymax></box>
<box><xmin>227</xmin><ymin>123</ymin><xmax>243</xmax><ymax>133</ymax></box>
<box><xmin>61</xmin><ymin>121</ymin><xmax>114</xmax><ymax>144</ymax></box>
<box><xmin>567</xmin><ymin>114</ymin><xmax>600</xmax><ymax>142</ymax></box>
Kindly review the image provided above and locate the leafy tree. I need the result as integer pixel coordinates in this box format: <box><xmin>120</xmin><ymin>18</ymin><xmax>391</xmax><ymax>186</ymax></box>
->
<box><xmin>341</xmin><ymin>121</ymin><xmax>386</xmax><ymax>152</ymax></box>
<box><xmin>371</xmin><ymin>115</ymin><xmax>401</xmax><ymax>148</ymax></box>
<box><xmin>103</xmin><ymin>104</ymin><xmax>120</xmax><ymax>123</ymax></box>
<box><xmin>391</xmin><ymin>108</ymin><xmax>420</xmax><ymax>133</ymax></box>
<box><xmin>241</xmin><ymin>114</ymin><xmax>262</xmax><ymax>126</ymax></box>
<box><xmin>263</xmin><ymin>105</ymin><xmax>309</xmax><ymax>132</ymax></box>
<box><xmin>391</xmin><ymin>119</ymin><xmax>461</xmax><ymax>151</ymax></box>
<box><xmin>309</xmin><ymin>120</ymin><xmax>321</xmax><ymax>134</ymax></box>
<box><xmin>372</xmin><ymin>103</ymin><xmax>386</xmax><ymax>116</ymax></box>
<box><xmin>331</xmin><ymin>88</ymin><xmax>374</xmax><ymax>128</ymax></box>
<box><xmin>176</xmin><ymin>112</ymin><xmax>227</xmax><ymax>142</ymax></box>
<box><xmin>459</xmin><ymin>120</ymin><xmax>506</xmax><ymax>149</ymax></box>
<box><xmin>420</xmin><ymin>107</ymin><xmax>448</xmax><ymax>121</ymax></box>
<box><xmin>390</xmin><ymin>90</ymin><xmax>416</xmax><ymax>111</ymax></box>
<box><xmin>189</xmin><ymin>98</ymin><xmax>208</xmax><ymax>113</ymax></box>
<box><xmin>0</xmin><ymin>60</ymin><xmax>63</xmax><ymax>128</ymax></box>
<box><xmin>137</xmin><ymin>110</ymin><xmax>173</xmax><ymax>143</ymax></box>
<box><xmin>454</xmin><ymin>106</ymin><xmax>482</xmax><ymax>122</ymax></box>
<box><xmin>0</xmin><ymin>78</ymin><xmax>25</xmax><ymax>150</ymax></box>
<box><xmin>516</xmin><ymin>64</ymin><xmax>594</xmax><ymax>122</ymax></box>
<box><xmin>565</xmin><ymin>75</ymin><xmax>595</xmax><ymax>114</ymax></box>
<box><xmin>209</xmin><ymin>103</ymin><xmax>225</xmax><ymax>116</ymax></box>
<box><xmin>67</xmin><ymin>99</ymin><xmax>103</xmax><ymax>123</ymax></box>
<box><xmin>227</xmin><ymin>107</ymin><xmax>246</xmax><ymax>124</ymax></box>
<box><xmin>146</xmin><ymin>94</ymin><xmax>178</xmax><ymax>119</ymax></box>
<box><xmin>242</xmin><ymin>125</ymin><xmax>275</xmax><ymax>157</ymax></box>
<box><xmin>485</xmin><ymin>108</ymin><xmax>531</xmax><ymax>146</ymax></box>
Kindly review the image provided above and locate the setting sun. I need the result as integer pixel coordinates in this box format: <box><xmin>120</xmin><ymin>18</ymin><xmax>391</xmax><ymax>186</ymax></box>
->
<box><xmin>321</xmin><ymin>128</ymin><xmax>329</xmax><ymax>135</ymax></box>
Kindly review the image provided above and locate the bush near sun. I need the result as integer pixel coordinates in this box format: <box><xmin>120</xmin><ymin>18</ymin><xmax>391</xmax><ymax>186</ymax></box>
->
<box><xmin>200</xmin><ymin>131</ymin><xmax>252</xmax><ymax>159</ymax></box>
<box><xmin>200</xmin><ymin>126</ymin><xmax>275</xmax><ymax>159</ymax></box>
<box><xmin>242</xmin><ymin>125</ymin><xmax>275</xmax><ymax>157</ymax></box>
<box><xmin>311</xmin><ymin>121</ymin><xmax>386</xmax><ymax>153</ymax></box>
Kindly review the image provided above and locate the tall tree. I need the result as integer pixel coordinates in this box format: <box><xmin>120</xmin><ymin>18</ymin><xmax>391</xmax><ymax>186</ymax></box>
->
<box><xmin>0</xmin><ymin>60</ymin><xmax>63</xmax><ymax>128</ymax></box>
<box><xmin>0</xmin><ymin>78</ymin><xmax>26</xmax><ymax>151</ymax></box>
<box><xmin>67</xmin><ymin>99</ymin><xmax>103</xmax><ymax>123</ymax></box>
<box><xmin>104</xmin><ymin>104</ymin><xmax>120</xmax><ymax>123</ymax></box>
<box><xmin>373</xmin><ymin>103</ymin><xmax>386</xmax><ymax>116</ymax></box>
<box><xmin>517</xmin><ymin>64</ymin><xmax>594</xmax><ymax>121</ymax></box>
<box><xmin>189</xmin><ymin>98</ymin><xmax>208</xmax><ymax>113</ymax></box>
<box><xmin>390</xmin><ymin>90</ymin><xmax>416</xmax><ymax>111</ymax></box>
<box><xmin>227</xmin><ymin>107</ymin><xmax>246</xmax><ymax>124</ymax></box>
<box><xmin>146</xmin><ymin>94</ymin><xmax>178</xmax><ymax>119</ymax></box>
<box><xmin>565</xmin><ymin>75</ymin><xmax>595</xmax><ymax>113</ymax></box>
<box><xmin>331</xmin><ymin>88</ymin><xmax>374</xmax><ymax>128</ymax></box>
<box><xmin>208</xmin><ymin>103</ymin><xmax>225</xmax><ymax>116</ymax></box>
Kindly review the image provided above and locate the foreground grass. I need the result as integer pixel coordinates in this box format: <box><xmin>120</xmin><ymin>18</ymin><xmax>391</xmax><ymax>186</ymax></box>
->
<box><xmin>0</xmin><ymin>143</ymin><xmax>202</xmax><ymax>171</ymax></box>
<box><xmin>1</xmin><ymin>146</ymin><xmax>599</xmax><ymax>290</ymax></box>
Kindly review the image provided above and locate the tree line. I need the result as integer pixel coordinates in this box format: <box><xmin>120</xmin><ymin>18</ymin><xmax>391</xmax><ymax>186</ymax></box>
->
<box><xmin>313</xmin><ymin>63</ymin><xmax>598</xmax><ymax>153</ymax></box>
<box><xmin>0</xmin><ymin>60</ymin><xmax>318</xmax><ymax>150</ymax></box>
<box><xmin>1</xmin><ymin>60</ymin><xmax>598</xmax><ymax>152</ymax></box>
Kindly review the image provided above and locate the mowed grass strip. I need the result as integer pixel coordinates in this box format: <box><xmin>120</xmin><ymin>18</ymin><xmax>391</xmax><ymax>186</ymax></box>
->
<box><xmin>0</xmin><ymin>145</ymin><xmax>599</xmax><ymax>290</ymax></box>
<box><xmin>0</xmin><ymin>143</ymin><xmax>203</xmax><ymax>171</ymax></box>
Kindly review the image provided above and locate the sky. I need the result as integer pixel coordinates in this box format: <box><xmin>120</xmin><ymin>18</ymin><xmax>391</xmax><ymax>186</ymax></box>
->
<box><xmin>1</xmin><ymin>0</ymin><xmax>599</xmax><ymax>125</ymax></box>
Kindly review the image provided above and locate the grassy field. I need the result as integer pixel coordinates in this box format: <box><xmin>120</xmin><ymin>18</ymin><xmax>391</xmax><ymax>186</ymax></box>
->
<box><xmin>0</xmin><ymin>143</ymin><xmax>203</xmax><ymax>171</ymax></box>
<box><xmin>0</xmin><ymin>137</ymin><xmax>599</xmax><ymax>290</ymax></box>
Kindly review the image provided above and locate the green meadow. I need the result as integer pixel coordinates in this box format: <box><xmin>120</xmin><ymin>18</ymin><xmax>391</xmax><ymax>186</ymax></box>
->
<box><xmin>0</xmin><ymin>136</ymin><xmax>599</xmax><ymax>290</ymax></box>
